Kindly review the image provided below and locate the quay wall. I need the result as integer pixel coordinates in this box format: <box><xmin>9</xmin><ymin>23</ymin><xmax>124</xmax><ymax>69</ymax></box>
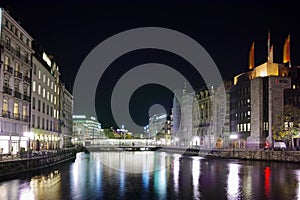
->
<box><xmin>160</xmin><ymin>147</ymin><xmax>300</xmax><ymax>162</ymax></box>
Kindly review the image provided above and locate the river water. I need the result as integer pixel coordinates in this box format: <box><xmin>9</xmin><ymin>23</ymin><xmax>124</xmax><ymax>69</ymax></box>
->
<box><xmin>0</xmin><ymin>151</ymin><xmax>300</xmax><ymax>200</ymax></box>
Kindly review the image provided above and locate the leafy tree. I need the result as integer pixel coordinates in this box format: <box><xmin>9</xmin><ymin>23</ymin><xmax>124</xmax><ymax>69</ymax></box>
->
<box><xmin>272</xmin><ymin>104</ymin><xmax>300</xmax><ymax>148</ymax></box>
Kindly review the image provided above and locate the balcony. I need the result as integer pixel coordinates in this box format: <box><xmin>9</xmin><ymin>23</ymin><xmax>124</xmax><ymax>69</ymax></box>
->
<box><xmin>12</xmin><ymin>113</ymin><xmax>20</xmax><ymax>120</ymax></box>
<box><xmin>3</xmin><ymin>65</ymin><xmax>13</xmax><ymax>75</ymax></box>
<box><xmin>23</xmin><ymin>94</ymin><xmax>30</xmax><ymax>102</ymax></box>
<box><xmin>2</xmin><ymin>110</ymin><xmax>11</xmax><ymax>118</ymax></box>
<box><xmin>3</xmin><ymin>86</ymin><xmax>12</xmax><ymax>95</ymax></box>
<box><xmin>22</xmin><ymin>115</ymin><xmax>30</xmax><ymax>122</ymax></box>
<box><xmin>14</xmin><ymin>91</ymin><xmax>22</xmax><ymax>99</ymax></box>
<box><xmin>23</xmin><ymin>75</ymin><xmax>31</xmax><ymax>83</ymax></box>
<box><xmin>14</xmin><ymin>71</ymin><xmax>23</xmax><ymax>80</ymax></box>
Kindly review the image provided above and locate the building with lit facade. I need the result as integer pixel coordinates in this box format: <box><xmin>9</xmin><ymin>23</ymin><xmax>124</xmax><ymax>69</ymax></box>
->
<box><xmin>72</xmin><ymin>115</ymin><xmax>102</xmax><ymax>145</ymax></box>
<box><xmin>171</xmin><ymin>82</ymin><xmax>231</xmax><ymax>148</ymax></box>
<box><xmin>0</xmin><ymin>9</ymin><xmax>33</xmax><ymax>154</ymax></box>
<box><xmin>30</xmin><ymin>44</ymin><xmax>61</xmax><ymax>150</ymax></box>
<box><xmin>148</xmin><ymin>113</ymin><xmax>171</xmax><ymax>145</ymax></box>
<box><xmin>231</xmin><ymin>51</ymin><xmax>300</xmax><ymax>149</ymax></box>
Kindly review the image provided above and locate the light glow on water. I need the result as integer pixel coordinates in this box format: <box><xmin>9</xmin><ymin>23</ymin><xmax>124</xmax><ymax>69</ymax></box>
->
<box><xmin>227</xmin><ymin>163</ymin><xmax>241</xmax><ymax>199</ymax></box>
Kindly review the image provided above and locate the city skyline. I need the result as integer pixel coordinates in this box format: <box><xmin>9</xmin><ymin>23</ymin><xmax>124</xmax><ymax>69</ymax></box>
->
<box><xmin>1</xmin><ymin>1</ymin><xmax>300</xmax><ymax>128</ymax></box>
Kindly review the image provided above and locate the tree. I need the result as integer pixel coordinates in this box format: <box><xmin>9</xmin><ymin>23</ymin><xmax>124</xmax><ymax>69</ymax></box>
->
<box><xmin>272</xmin><ymin>104</ymin><xmax>300</xmax><ymax>148</ymax></box>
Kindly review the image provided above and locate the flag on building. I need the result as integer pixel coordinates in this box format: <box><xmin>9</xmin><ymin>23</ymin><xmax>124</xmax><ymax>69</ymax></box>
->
<box><xmin>283</xmin><ymin>34</ymin><xmax>290</xmax><ymax>66</ymax></box>
<box><xmin>269</xmin><ymin>44</ymin><xmax>273</xmax><ymax>63</ymax></box>
<box><xmin>249</xmin><ymin>41</ymin><xmax>254</xmax><ymax>69</ymax></box>
<box><xmin>267</xmin><ymin>30</ymin><xmax>271</xmax><ymax>62</ymax></box>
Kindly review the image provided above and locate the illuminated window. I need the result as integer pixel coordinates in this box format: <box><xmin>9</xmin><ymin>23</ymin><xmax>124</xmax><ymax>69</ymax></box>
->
<box><xmin>47</xmin><ymin>91</ymin><xmax>49</xmax><ymax>100</ymax></box>
<box><xmin>38</xmin><ymin>85</ymin><xmax>41</xmax><ymax>95</ymax></box>
<box><xmin>247</xmin><ymin>111</ymin><xmax>250</xmax><ymax>116</ymax></box>
<box><xmin>51</xmin><ymin>94</ymin><xmax>53</xmax><ymax>103</ymax></box>
<box><xmin>2</xmin><ymin>99</ymin><xmax>8</xmax><ymax>112</ymax></box>
<box><xmin>54</xmin><ymin>84</ymin><xmax>57</xmax><ymax>93</ymax></box>
<box><xmin>38</xmin><ymin>70</ymin><xmax>41</xmax><ymax>79</ymax></box>
<box><xmin>47</xmin><ymin>78</ymin><xmax>50</xmax><ymax>86</ymax></box>
<box><xmin>32</xmin><ymin>81</ymin><xmax>36</xmax><ymax>92</ymax></box>
<box><xmin>247</xmin><ymin>123</ymin><xmax>250</xmax><ymax>131</ymax></box>
<box><xmin>23</xmin><ymin>105</ymin><xmax>27</xmax><ymax>116</ymax></box>
<box><xmin>43</xmin><ymin>88</ymin><xmax>45</xmax><ymax>98</ymax></box>
<box><xmin>43</xmin><ymin>74</ymin><xmax>46</xmax><ymax>83</ymax></box>
<box><xmin>54</xmin><ymin>109</ymin><xmax>56</xmax><ymax>118</ymax></box>
<box><xmin>57</xmin><ymin>87</ymin><xmax>59</xmax><ymax>95</ymax></box>
<box><xmin>14</xmin><ymin>102</ymin><xmax>19</xmax><ymax>115</ymax></box>
<box><xmin>51</xmin><ymin>82</ymin><xmax>53</xmax><ymax>90</ymax></box>
<box><xmin>293</xmin><ymin>84</ymin><xmax>296</xmax><ymax>89</ymax></box>
<box><xmin>54</xmin><ymin>96</ymin><xmax>56</xmax><ymax>105</ymax></box>
<box><xmin>56</xmin><ymin>110</ymin><xmax>59</xmax><ymax>119</ymax></box>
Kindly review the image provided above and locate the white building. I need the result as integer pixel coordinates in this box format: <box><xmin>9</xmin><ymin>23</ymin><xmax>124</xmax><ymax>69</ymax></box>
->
<box><xmin>0</xmin><ymin>8</ymin><xmax>34</xmax><ymax>154</ymax></box>
<box><xmin>73</xmin><ymin>115</ymin><xmax>102</xmax><ymax>145</ymax></box>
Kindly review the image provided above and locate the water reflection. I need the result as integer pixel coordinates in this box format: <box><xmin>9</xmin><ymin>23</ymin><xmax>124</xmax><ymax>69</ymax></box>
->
<box><xmin>226</xmin><ymin>163</ymin><xmax>241</xmax><ymax>199</ymax></box>
<box><xmin>1</xmin><ymin>152</ymin><xmax>300</xmax><ymax>199</ymax></box>
<box><xmin>192</xmin><ymin>157</ymin><xmax>201</xmax><ymax>199</ymax></box>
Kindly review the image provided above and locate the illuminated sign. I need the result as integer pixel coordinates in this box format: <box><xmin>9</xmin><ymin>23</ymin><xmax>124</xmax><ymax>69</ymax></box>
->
<box><xmin>42</xmin><ymin>52</ymin><xmax>51</xmax><ymax>67</ymax></box>
<box><xmin>73</xmin><ymin>115</ymin><xmax>86</xmax><ymax>119</ymax></box>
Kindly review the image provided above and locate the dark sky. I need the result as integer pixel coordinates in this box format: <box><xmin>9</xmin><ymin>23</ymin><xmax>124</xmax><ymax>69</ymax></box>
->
<box><xmin>1</xmin><ymin>0</ymin><xmax>300</xmax><ymax>129</ymax></box>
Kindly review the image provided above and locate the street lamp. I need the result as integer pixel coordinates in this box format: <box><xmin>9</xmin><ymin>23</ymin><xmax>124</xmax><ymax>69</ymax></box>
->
<box><xmin>230</xmin><ymin>134</ymin><xmax>238</xmax><ymax>151</ymax></box>
<box><xmin>24</xmin><ymin>131</ymin><xmax>34</xmax><ymax>157</ymax></box>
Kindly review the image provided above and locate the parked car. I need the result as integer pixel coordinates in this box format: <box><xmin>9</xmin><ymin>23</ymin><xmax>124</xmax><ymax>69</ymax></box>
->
<box><xmin>273</xmin><ymin>141</ymin><xmax>287</xmax><ymax>151</ymax></box>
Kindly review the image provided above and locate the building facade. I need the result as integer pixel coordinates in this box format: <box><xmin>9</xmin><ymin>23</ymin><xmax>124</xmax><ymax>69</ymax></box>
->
<box><xmin>148</xmin><ymin>113</ymin><xmax>171</xmax><ymax>145</ymax></box>
<box><xmin>60</xmin><ymin>84</ymin><xmax>73</xmax><ymax>148</ymax></box>
<box><xmin>0</xmin><ymin>9</ymin><xmax>33</xmax><ymax>154</ymax></box>
<box><xmin>231</xmin><ymin>61</ymin><xmax>300</xmax><ymax>149</ymax></box>
<box><xmin>72</xmin><ymin>115</ymin><xmax>102</xmax><ymax>146</ymax></box>
<box><xmin>30</xmin><ymin>46</ymin><xmax>61</xmax><ymax>150</ymax></box>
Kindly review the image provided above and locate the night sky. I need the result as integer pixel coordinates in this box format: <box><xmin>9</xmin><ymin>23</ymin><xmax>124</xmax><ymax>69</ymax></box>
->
<box><xmin>1</xmin><ymin>1</ymin><xmax>300</xmax><ymax>129</ymax></box>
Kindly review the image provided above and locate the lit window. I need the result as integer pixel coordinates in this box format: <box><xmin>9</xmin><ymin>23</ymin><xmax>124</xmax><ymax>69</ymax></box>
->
<box><xmin>14</xmin><ymin>102</ymin><xmax>19</xmax><ymax>115</ymax></box>
<box><xmin>247</xmin><ymin>99</ymin><xmax>250</xmax><ymax>103</ymax></box>
<box><xmin>54</xmin><ymin>84</ymin><xmax>57</xmax><ymax>93</ymax></box>
<box><xmin>43</xmin><ymin>88</ymin><xmax>46</xmax><ymax>98</ymax></box>
<box><xmin>56</xmin><ymin>110</ymin><xmax>59</xmax><ymax>119</ymax></box>
<box><xmin>47</xmin><ymin>78</ymin><xmax>50</xmax><ymax>86</ymax></box>
<box><xmin>3</xmin><ymin>99</ymin><xmax>8</xmax><ymax>112</ymax></box>
<box><xmin>23</xmin><ymin>105</ymin><xmax>27</xmax><ymax>116</ymax></box>
<box><xmin>51</xmin><ymin>82</ymin><xmax>53</xmax><ymax>90</ymax></box>
<box><xmin>51</xmin><ymin>94</ymin><xmax>53</xmax><ymax>103</ymax></box>
<box><xmin>43</xmin><ymin>74</ymin><xmax>46</xmax><ymax>83</ymax></box>
<box><xmin>54</xmin><ymin>96</ymin><xmax>56</xmax><ymax>105</ymax></box>
<box><xmin>57</xmin><ymin>87</ymin><xmax>59</xmax><ymax>95</ymax></box>
<box><xmin>54</xmin><ymin>109</ymin><xmax>56</xmax><ymax>118</ymax></box>
<box><xmin>38</xmin><ymin>85</ymin><xmax>41</xmax><ymax>95</ymax></box>
<box><xmin>38</xmin><ymin>70</ymin><xmax>41</xmax><ymax>79</ymax></box>
<box><xmin>32</xmin><ymin>81</ymin><xmax>36</xmax><ymax>92</ymax></box>
<box><xmin>247</xmin><ymin>123</ymin><xmax>250</xmax><ymax>131</ymax></box>
<box><xmin>47</xmin><ymin>91</ymin><xmax>49</xmax><ymax>100</ymax></box>
<box><xmin>293</xmin><ymin>84</ymin><xmax>296</xmax><ymax>89</ymax></box>
<box><xmin>247</xmin><ymin>111</ymin><xmax>250</xmax><ymax>116</ymax></box>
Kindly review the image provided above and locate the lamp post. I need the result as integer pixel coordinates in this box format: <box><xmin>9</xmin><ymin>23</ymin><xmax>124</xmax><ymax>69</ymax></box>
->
<box><xmin>230</xmin><ymin>134</ymin><xmax>238</xmax><ymax>152</ymax></box>
<box><xmin>24</xmin><ymin>131</ymin><xmax>34</xmax><ymax>158</ymax></box>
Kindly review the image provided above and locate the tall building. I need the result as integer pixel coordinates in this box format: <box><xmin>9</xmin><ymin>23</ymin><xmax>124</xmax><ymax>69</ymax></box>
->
<box><xmin>30</xmin><ymin>45</ymin><xmax>61</xmax><ymax>150</ymax></box>
<box><xmin>60</xmin><ymin>83</ymin><xmax>73</xmax><ymax>148</ymax></box>
<box><xmin>0</xmin><ymin>9</ymin><xmax>34</xmax><ymax>154</ymax></box>
<box><xmin>230</xmin><ymin>34</ymin><xmax>300</xmax><ymax>149</ymax></box>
